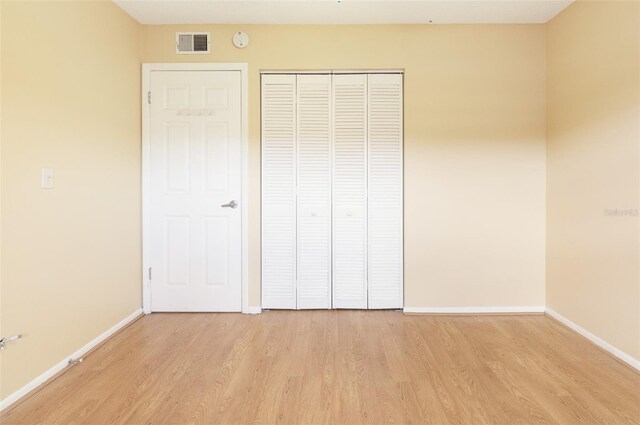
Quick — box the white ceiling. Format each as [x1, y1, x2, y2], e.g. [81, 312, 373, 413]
[114, 0, 574, 25]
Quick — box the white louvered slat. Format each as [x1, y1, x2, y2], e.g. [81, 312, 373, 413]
[262, 74, 297, 309]
[296, 74, 332, 309]
[332, 74, 368, 309]
[367, 73, 403, 309]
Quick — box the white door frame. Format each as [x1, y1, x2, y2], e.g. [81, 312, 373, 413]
[141, 63, 250, 314]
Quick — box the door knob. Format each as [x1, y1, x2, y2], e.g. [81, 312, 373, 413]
[221, 200, 238, 209]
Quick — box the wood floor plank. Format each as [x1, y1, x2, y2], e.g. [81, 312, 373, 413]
[2, 311, 638, 425]
[515, 318, 639, 424]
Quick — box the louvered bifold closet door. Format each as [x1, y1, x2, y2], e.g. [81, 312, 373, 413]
[332, 74, 368, 309]
[262, 74, 297, 309]
[296, 74, 332, 309]
[367, 73, 403, 309]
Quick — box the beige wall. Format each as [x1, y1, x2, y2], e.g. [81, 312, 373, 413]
[0, 1, 142, 399]
[546, 0, 640, 361]
[141, 24, 548, 310]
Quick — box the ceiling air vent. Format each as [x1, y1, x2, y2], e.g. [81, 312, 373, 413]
[176, 32, 211, 55]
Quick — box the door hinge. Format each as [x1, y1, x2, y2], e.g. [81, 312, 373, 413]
[147, 91, 151, 105]
[148, 267, 152, 280]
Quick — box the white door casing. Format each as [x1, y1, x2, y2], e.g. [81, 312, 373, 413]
[148, 69, 242, 312]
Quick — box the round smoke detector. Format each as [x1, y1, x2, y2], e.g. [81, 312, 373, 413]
[233, 32, 250, 49]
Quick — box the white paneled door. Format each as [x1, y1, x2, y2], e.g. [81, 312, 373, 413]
[149, 70, 242, 312]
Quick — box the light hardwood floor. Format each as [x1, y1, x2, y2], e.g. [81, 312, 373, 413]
[2, 311, 639, 425]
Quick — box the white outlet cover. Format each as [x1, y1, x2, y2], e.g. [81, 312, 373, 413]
[232, 31, 249, 49]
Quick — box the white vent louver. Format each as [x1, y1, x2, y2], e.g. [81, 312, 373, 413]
[176, 32, 210, 54]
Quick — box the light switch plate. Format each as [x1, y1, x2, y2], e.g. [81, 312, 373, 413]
[41, 168, 54, 189]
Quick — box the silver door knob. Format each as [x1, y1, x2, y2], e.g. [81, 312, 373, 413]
[221, 200, 238, 209]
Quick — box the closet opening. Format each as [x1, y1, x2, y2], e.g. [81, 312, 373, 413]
[261, 70, 404, 310]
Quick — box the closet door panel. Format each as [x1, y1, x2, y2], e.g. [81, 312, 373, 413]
[296, 74, 332, 309]
[367, 73, 403, 309]
[332, 74, 368, 309]
[262, 74, 297, 309]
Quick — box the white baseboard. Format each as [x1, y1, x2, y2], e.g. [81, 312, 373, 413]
[243, 306, 262, 314]
[0, 308, 143, 412]
[545, 308, 640, 371]
[403, 306, 545, 314]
